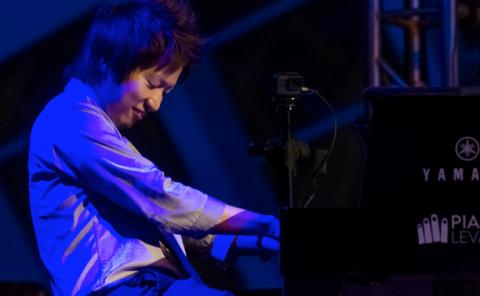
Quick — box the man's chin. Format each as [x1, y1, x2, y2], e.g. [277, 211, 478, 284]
[117, 120, 135, 130]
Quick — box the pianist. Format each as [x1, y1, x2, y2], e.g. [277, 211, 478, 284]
[28, 0, 279, 295]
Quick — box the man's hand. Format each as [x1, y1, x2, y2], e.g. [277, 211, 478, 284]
[212, 205, 280, 240]
[266, 215, 280, 241]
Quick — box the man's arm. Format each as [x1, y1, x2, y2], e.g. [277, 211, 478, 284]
[43, 98, 278, 239]
[211, 205, 280, 240]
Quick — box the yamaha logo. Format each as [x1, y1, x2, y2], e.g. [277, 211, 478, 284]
[422, 136, 480, 182]
[455, 136, 479, 162]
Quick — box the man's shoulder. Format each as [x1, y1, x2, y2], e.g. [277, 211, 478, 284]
[31, 93, 114, 152]
[34, 88, 108, 128]
[31, 94, 74, 136]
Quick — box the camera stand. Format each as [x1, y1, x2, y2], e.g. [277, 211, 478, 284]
[250, 72, 330, 209]
[278, 95, 300, 208]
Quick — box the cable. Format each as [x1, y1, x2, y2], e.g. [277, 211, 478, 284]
[296, 88, 338, 208]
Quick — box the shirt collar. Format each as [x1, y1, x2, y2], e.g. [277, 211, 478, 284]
[64, 78, 104, 109]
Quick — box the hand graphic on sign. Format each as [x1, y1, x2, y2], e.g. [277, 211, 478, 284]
[417, 214, 448, 244]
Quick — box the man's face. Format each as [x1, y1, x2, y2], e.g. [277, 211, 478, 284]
[105, 66, 182, 129]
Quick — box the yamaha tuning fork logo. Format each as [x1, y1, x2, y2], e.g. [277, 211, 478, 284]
[456, 136, 480, 162]
[417, 214, 480, 245]
[422, 136, 480, 182]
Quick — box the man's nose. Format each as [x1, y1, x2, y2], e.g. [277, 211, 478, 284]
[145, 95, 161, 113]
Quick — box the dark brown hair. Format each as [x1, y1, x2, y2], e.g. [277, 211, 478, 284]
[65, 0, 203, 85]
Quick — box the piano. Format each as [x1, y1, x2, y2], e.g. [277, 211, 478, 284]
[280, 87, 480, 295]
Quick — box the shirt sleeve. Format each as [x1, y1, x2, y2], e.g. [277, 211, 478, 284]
[34, 98, 225, 236]
[182, 234, 236, 271]
[182, 234, 235, 262]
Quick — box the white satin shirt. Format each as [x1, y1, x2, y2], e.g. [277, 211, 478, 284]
[29, 78, 229, 295]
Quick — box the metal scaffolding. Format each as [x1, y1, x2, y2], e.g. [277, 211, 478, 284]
[368, 0, 459, 87]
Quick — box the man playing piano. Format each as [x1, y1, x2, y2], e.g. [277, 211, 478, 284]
[28, 0, 279, 295]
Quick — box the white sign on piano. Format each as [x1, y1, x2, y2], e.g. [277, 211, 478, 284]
[418, 213, 480, 245]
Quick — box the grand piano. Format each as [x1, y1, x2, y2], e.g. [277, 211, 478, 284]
[280, 87, 480, 295]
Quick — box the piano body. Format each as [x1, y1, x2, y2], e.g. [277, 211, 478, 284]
[280, 87, 480, 295]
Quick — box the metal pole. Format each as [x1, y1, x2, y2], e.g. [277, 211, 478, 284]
[282, 102, 295, 208]
[368, 0, 381, 86]
[407, 0, 423, 86]
[443, 0, 458, 86]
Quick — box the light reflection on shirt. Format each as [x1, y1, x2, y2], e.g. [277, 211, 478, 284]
[29, 78, 226, 296]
